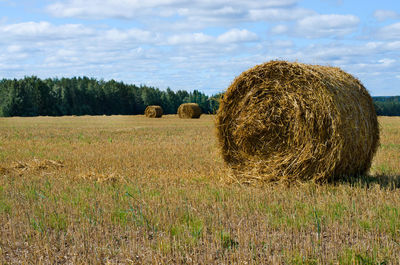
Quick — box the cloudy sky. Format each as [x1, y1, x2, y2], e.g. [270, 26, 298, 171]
[0, 0, 399, 96]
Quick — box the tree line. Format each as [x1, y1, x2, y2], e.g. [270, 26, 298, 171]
[0, 76, 220, 117]
[373, 96, 400, 116]
[0, 76, 399, 117]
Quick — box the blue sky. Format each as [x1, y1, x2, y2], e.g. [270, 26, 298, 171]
[0, 0, 399, 96]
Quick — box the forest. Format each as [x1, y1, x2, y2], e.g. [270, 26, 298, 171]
[0, 76, 219, 117]
[373, 96, 400, 116]
[0, 76, 399, 117]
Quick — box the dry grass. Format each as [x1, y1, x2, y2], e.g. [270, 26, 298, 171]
[178, 103, 202, 119]
[0, 114, 399, 264]
[216, 61, 379, 184]
[145, 106, 163, 118]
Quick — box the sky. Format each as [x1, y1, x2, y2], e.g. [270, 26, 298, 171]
[0, 0, 399, 96]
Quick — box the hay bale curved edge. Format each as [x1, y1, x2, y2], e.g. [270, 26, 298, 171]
[178, 103, 202, 119]
[215, 60, 380, 183]
[145, 105, 163, 118]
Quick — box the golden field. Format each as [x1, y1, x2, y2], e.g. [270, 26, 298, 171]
[0, 115, 399, 264]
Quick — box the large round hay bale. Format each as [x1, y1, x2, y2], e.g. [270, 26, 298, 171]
[216, 60, 379, 183]
[145, 105, 163, 118]
[178, 103, 202, 119]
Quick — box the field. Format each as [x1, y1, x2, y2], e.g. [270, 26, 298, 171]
[0, 115, 399, 264]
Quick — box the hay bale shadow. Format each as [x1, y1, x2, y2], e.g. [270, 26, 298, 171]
[333, 174, 400, 190]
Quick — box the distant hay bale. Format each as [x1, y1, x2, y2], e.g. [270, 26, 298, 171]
[145, 105, 163, 118]
[216, 60, 380, 183]
[178, 103, 202, 119]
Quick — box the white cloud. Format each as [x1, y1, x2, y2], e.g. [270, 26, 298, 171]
[167, 32, 213, 45]
[216, 29, 258, 43]
[378, 58, 396, 67]
[47, 0, 300, 19]
[0, 21, 94, 40]
[0, 3, 399, 97]
[0, 21, 158, 49]
[249, 8, 315, 21]
[46, 0, 309, 29]
[0, 21, 163, 79]
[363, 41, 400, 52]
[7, 45, 22, 53]
[374, 10, 400, 21]
[176, 6, 247, 19]
[295, 14, 360, 38]
[270, 24, 289, 34]
[102, 28, 156, 43]
[271, 40, 293, 48]
[364, 41, 383, 49]
[376, 22, 400, 40]
[385, 41, 400, 50]
[166, 29, 258, 45]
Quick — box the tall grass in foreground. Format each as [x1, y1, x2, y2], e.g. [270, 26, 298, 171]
[0, 115, 399, 264]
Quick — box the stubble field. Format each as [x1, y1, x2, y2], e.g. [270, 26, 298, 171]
[0, 115, 399, 264]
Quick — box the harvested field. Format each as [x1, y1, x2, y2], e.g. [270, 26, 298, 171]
[0, 115, 399, 264]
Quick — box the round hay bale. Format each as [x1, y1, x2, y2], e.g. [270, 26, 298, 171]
[216, 60, 379, 183]
[145, 105, 163, 118]
[178, 103, 202, 119]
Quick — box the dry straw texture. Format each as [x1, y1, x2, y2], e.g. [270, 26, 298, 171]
[178, 103, 202, 119]
[145, 105, 163, 118]
[216, 60, 380, 183]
